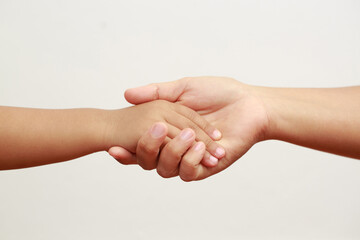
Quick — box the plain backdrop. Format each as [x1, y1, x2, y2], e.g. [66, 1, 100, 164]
[1, 0, 360, 239]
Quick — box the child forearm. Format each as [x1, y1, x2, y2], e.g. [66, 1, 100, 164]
[0, 106, 113, 170]
[0, 101, 223, 170]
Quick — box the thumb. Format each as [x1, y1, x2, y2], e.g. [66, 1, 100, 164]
[108, 146, 137, 165]
[124, 79, 187, 104]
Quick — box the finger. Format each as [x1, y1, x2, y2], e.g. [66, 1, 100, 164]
[159, 125, 219, 170]
[108, 146, 137, 165]
[179, 142, 207, 182]
[167, 113, 225, 159]
[156, 128, 196, 178]
[124, 80, 187, 104]
[165, 124, 182, 140]
[174, 103, 222, 140]
[136, 122, 168, 170]
[201, 151, 219, 168]
[188, 146, 251, 181]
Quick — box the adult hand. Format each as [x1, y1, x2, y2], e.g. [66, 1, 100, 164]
[110, 76, 270, 181]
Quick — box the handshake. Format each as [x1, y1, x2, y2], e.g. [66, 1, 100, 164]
[1, 76, 359, 181]
[105, 76, 267, 181]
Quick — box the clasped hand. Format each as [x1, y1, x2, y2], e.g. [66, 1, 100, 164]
[108, 77, 269, 181]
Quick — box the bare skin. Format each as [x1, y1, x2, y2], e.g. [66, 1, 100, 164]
[109, 76, 360, 181]
[0, 100, 224, 170]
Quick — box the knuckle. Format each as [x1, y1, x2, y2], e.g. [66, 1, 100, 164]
[182, 110, 213, 135]
[179, 172, 194, 182]
[165, 143, 184, 160]
[162, 140, 184, 160]
[181, 154, 193, 167]
[202, 137, 214, 149]
[138, 139, 158, 155]
[149, 83, 160, 100]
[202, 121, 213, 132]
[139, 163, 155, 171]
[185, 107, 208, 128]
[179, 160, 196, 182]
[136, 152, 157, 171]
[186, 108, 197, 121]
[157, 167, 176, 179]
[183, 108, 199, 124]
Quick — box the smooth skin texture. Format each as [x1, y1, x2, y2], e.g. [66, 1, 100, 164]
[0, 100, 224, 170]
[109, 122, 215, 178]
[110, 76, 360, 181]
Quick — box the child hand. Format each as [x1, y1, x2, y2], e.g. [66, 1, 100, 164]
[109, 122, 216, 178]
[106, 100, 225, 170]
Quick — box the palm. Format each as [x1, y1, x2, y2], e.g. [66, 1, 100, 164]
[175, 77, 269, 177]
[120, 76, 269, 179]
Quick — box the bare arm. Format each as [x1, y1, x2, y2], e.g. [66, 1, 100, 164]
[0, 107, 112, 170]
[0, 102, 221, 170]
[115, 77, 360, 181]
[254, 86, 360, 159]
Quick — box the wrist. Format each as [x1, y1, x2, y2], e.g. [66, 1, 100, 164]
[101, 109, 126, 150]
[243, 84, 280, 141]
[82, 109, 113, 152]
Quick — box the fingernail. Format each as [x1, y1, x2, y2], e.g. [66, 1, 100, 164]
[109, 147, 122, 155]
[212, 129, 222, 139]
[194, 142, 204, 151]
[215, 147, 225, 158]
[150, 123, 166, 138]
[180, 129, 194, 140]
[208, 156, 218, 165]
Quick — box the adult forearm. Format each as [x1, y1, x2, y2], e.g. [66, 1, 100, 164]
[0, 107, 112, 170]
[252, 86, 360, 159]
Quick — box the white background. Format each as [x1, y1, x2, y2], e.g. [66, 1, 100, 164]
[1, 0, 360, 239]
